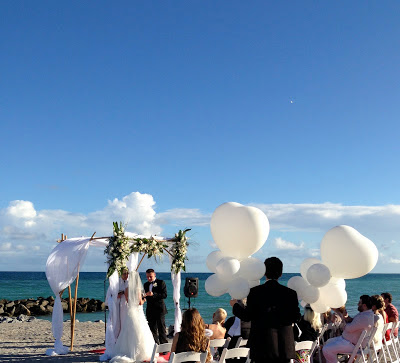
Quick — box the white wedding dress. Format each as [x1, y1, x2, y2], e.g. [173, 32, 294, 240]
[110, 271, 155, 363]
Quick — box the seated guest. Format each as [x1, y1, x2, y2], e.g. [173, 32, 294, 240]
[293, 305, 322, 363]
[294, 305, 322, 342]
[381, 292, 399, 337]
[371, 295, 386, 350]
[205, 308, 227, 339]
[171, 308, 211, 363]
[331, 305, 348, 335]
[322, 295, 375, 363]
[322, 309, 332, 325]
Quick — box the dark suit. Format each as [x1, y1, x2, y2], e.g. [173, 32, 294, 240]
[144, 278, 168, 344]
[233, 279, 301, 363]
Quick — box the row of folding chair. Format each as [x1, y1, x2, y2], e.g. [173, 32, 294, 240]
[150, 338, 250, 363]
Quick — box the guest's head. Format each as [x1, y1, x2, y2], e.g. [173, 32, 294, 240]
[264, 257, 283, 280]
[180, 308, 208, 351]
[381, 292, 393, 307]
[304, 305, 322, 331]
[121, 268, 129, 280]
[212, 308, 227, 325]
[146, 268, 156, 283]
[371, 295, 385, 314]
[358, 295, 372, 312]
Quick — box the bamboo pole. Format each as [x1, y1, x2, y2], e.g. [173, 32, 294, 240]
[68, 286, 73, 338]
[136, 253, 146, 271]
[70, 266, 80, 351]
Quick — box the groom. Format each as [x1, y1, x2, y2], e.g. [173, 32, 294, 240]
[144, 268, 168, 344]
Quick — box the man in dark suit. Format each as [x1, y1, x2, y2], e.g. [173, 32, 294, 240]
[144, 268, 168, 344]
[230, 257, 301, 363]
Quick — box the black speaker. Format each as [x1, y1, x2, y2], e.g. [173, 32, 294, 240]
[184, 277, 199, 298]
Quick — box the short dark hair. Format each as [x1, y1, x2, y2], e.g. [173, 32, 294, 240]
[146, 268, 155, 274]
[381, 292, 393, 303]
[264, 257, 283, 280]
[360, 295, 372, 309]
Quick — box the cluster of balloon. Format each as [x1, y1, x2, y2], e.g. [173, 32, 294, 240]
[205, 202, 270, 300]
[287, 225, 378, 313]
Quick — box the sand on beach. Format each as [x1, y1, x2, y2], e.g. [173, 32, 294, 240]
[0, 319, 106, 362]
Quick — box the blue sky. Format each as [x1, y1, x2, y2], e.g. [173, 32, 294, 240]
[1, 1, 399, 273]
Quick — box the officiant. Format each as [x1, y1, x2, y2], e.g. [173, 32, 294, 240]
[144, 268, 168, 344]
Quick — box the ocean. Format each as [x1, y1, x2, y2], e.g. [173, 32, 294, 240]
[1, 272, 400, 328]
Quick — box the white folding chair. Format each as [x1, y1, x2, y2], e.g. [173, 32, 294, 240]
[294, 340, 318, 363]
[391, 321, 400, 359]
[210, 338, 230, 360]
[337, 329, 368, 363]
[382, 322, 400, 363]
[150, 342, 173, 363]
[168, 351, 208, 363]
[234, 337, 248, 348]
[358, 325, 378, 363]
[219, 347, 250, 363]
[316, 324, 329, 363]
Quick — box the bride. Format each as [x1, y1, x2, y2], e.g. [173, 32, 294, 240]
[110, 270, 155, 363]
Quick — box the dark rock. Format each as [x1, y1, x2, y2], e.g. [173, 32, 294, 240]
[40, 300, 49, 307]
[15, 304, 31, 316]
[47, 296, 55, 302]
[0, 307, 3, 314]
[61, 301, 69, 311]
[7, 306, 15, 316]
[25, 302, 37, 309]
[5, 302, 15, 309]
[46, 305, 53, 313]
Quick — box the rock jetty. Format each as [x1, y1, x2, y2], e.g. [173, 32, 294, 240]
[0, 297, 106, 317]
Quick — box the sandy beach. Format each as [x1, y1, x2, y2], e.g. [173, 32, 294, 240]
[0, 319, 106, 362]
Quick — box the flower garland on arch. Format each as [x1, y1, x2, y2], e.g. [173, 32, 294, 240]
[105, 222, 190, 277]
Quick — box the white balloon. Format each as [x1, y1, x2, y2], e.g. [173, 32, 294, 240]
[330, 277, 346, 290]
[206, 250, 225, 273]
[306, 263, 331, 288]
[205, 274, 228, 297]
[300, 258, 321, 281]
[238, 257, 266, 280]
[310, 299, 330, 314]
[210, 202, 270, 259]
[321, 225, 378, 279]
[248, 279, 260, 288]
[228, 277, 250, 299]
[319, 283, 347, 308]
[302, 285, 320, 304]
[287, 276, 309, 300]
[216, 257, 241, 281]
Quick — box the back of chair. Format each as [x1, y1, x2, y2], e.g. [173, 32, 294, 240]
[168, 351, 208, 363]
[235, 337, 248, 348]
[219, 347, 250, 363]
[295, 340, 314, 351]
[210, 338, 228, 348]
[151, 342, 173, 363]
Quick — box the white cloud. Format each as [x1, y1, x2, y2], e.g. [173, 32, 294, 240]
[6, 200, 37, 219]
[389, 258, 400, 264]
[33, 246, 40, 251]
[0, 242, 11, 251]
[16, 245, 25, 250]
[156, 208, 211, 226]
[273, 237, 305, 250]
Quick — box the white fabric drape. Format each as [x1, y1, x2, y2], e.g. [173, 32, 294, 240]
[45, 237, 91, 355]
[100, 252, 139, 361]
[170, 255, 182, 335]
